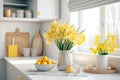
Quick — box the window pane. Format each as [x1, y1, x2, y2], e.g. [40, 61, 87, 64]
[79, 8, 100, 51]
[70, 8, 100, 51]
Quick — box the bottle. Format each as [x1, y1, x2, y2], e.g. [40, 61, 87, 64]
[8, 37, 18, 57]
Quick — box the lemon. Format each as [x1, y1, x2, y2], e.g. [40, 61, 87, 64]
[66, 66, 73, 73]
[41, 61, 47, 65]
[46, 60, 52, 64]
[36, 56, 56, 65]
[42, 56, 48, 61]
[51, 61, 56, 64]
[36, 60, 42, 64]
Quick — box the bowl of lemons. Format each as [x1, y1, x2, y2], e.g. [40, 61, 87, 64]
[34, 56, 56, 71]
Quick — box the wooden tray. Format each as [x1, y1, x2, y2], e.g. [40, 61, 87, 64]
[6, 28, 30, 57]
[32, 30, 43, 56]
[84, 68, 117, 74]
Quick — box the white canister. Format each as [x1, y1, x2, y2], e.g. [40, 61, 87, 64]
[12, 12, 16, 17]
[96, 55, 108, 70]
[16, 10, 24, 18]
[25, 10, 32, 18]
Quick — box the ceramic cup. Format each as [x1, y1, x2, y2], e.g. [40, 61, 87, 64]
[31, 48, 38, 57]
[20, 48, 30, 57]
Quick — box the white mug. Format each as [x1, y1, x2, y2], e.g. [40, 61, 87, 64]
[31, 48, 38, 57]
[20, 48, 30, 57]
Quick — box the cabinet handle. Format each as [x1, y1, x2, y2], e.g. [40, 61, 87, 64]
[9, 72, 13, 76]
[37, 11, 40, 16]
[9, 67, 15, 71]
[18, 75, 24, 80]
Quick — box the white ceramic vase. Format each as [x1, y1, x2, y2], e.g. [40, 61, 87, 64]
[57, 51, 73, 71]
[96, 55, 108, 70]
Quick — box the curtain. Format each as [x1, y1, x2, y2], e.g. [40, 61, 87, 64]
[104, 2, 120, 48]
[69, 0, 120, 12]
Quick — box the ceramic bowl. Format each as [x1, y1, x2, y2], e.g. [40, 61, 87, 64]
[34, 64, 56, 71]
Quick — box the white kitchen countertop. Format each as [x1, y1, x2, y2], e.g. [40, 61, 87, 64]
[4, 57, 120, 80]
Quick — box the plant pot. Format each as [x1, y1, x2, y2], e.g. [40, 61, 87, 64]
[57, 51, 73, 71]
[96, 55, 108, 70]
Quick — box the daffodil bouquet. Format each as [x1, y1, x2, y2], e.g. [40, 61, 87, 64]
[44, 21, 86, 50]
[90, 33, 117, 55]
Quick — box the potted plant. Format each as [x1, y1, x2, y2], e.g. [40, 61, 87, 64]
[44, 21, 86, 71]
[90, 32, 117, 70]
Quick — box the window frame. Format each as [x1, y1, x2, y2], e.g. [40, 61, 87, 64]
[70, 4, 120, 56]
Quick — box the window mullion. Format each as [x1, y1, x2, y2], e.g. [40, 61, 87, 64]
[100, 6, 105, 42]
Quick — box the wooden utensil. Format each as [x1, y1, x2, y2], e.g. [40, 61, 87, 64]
[32, 30, 43, 56]
[6, 28, 30, 57]
[84, 68, 117, 74]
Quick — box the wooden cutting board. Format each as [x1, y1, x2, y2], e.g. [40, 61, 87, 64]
[32, 30, 43, 56]
[6, 28, 30, 57]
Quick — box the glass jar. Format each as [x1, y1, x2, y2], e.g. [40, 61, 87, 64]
[25, 10, 32, 18]
[4, 9, 12, 17]
[16, 10, 24, 18]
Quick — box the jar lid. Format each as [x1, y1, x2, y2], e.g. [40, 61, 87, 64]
[25, 10, 32, 12]
[16, 10, 24, 13]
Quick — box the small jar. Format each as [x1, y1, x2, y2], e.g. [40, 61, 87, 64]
[16, 10, 24, 18]
[25, 10, 32, 18]
[12, 12, 16, 17]
[4, 9, 12, 17]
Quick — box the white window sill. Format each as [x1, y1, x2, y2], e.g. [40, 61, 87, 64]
[74, 51, 120, 61]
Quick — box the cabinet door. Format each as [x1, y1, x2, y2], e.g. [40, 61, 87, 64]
[6, 63, 15, 80]
[16, 70, 30, 80]
[0, 0, 3, 18]
[37, 0, 59, 19]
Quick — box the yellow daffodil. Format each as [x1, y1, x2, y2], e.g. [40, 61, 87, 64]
[90, 48, 97, 55]
[90, 32, 117, 55]
[44, 20, 86, 50]
[107, 32, 111, 39]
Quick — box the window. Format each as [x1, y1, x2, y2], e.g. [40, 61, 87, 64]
[70, 2, 120, 54]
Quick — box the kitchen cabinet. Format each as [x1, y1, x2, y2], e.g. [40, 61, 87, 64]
[0, 0, 59, 22]
[29, 0, 59, 19]
[6, 62, 30, 80]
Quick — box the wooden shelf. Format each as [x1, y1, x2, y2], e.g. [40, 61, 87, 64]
[4, 3, 28, 7]
[0, 17, 55, 22]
